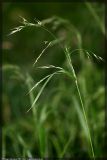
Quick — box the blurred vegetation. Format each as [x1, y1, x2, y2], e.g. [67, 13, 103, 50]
[2, 2, 105, 158]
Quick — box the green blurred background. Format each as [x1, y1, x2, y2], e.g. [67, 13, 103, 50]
[2, 2, 105, 158]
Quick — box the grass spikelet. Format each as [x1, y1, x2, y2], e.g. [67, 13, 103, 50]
[68, 48, 104, 62]
[8, 26, 25, 36]
[37, 65, 63, 70]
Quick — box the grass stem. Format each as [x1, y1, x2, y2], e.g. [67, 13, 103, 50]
[65, 47, 95, 159]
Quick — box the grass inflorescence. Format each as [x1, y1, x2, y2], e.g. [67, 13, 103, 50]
[3, 12, 105, 158]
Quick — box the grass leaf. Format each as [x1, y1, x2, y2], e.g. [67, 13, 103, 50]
[26, 71, 61, 113]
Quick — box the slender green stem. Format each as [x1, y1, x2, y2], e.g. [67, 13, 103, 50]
[65, 48, 95, 159]
[75, 80, 95, 159]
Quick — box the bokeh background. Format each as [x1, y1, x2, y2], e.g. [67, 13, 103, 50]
[2, 2, 105, 158]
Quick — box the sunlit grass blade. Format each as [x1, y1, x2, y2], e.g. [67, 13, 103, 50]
[26, 73, 53, 95]
[26, 71, 61, 113]
[33, 42, 51, 66]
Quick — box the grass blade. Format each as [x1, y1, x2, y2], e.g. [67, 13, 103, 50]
[33, 42, 51, 66]
[26, 71, 61, 113]
[27, 73, 53, 95]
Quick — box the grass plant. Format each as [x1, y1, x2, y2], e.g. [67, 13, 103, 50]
[3, 8, 105, 158]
